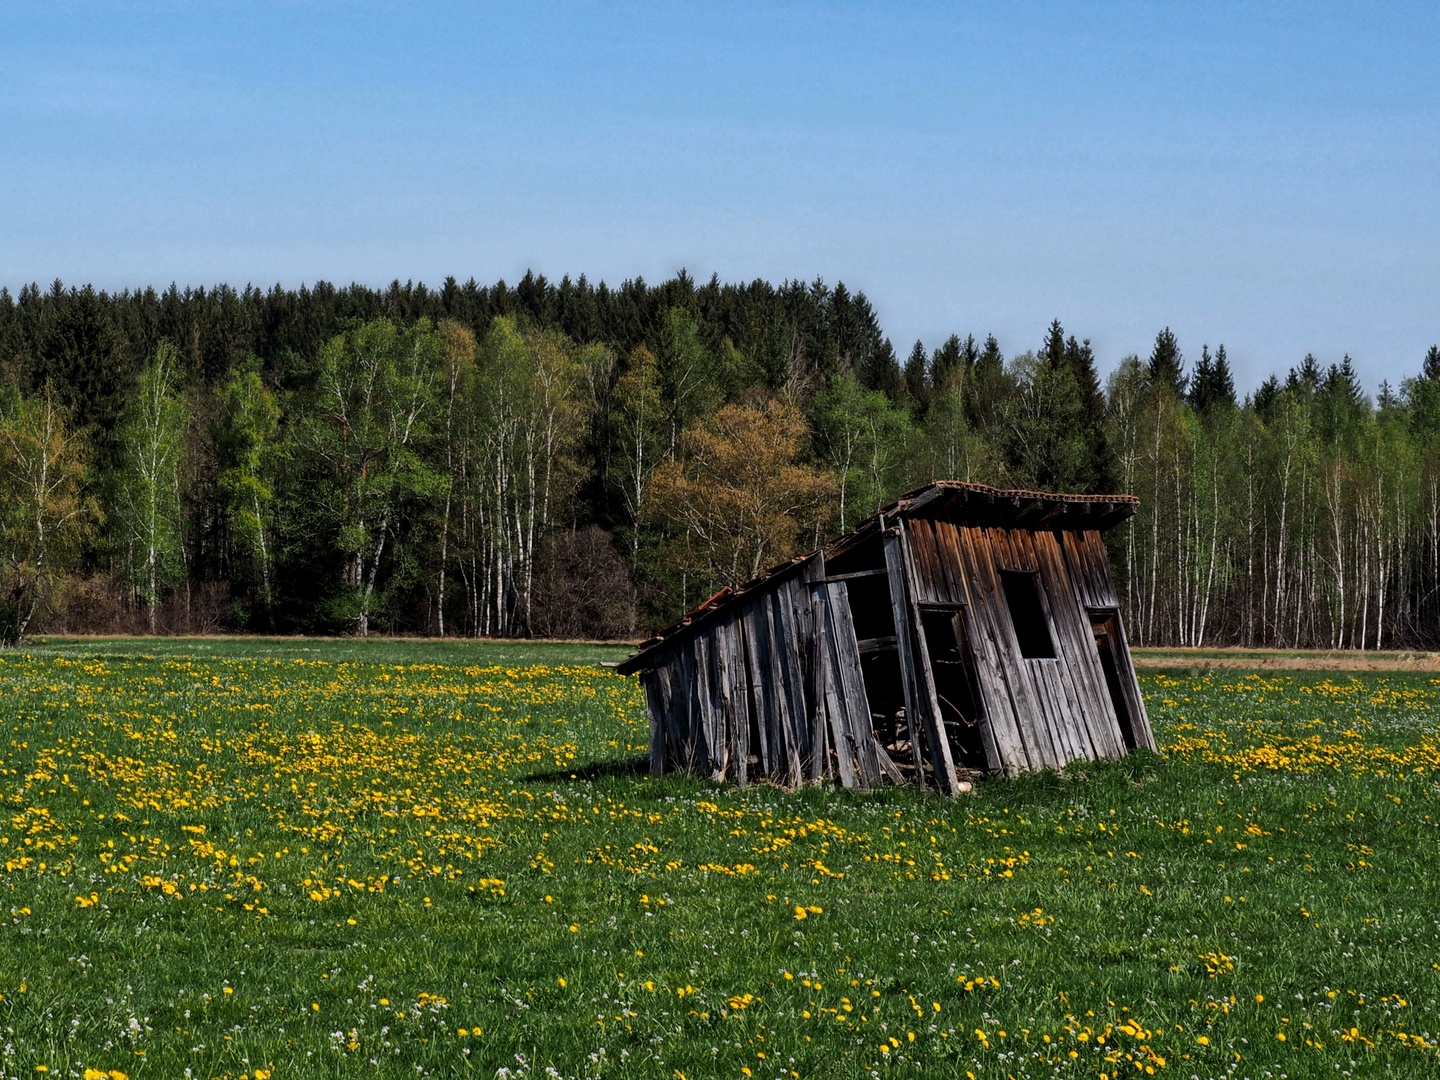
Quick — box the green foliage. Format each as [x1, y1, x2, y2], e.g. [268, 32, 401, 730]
[215, 357, 281, 625]
[292, 319, 442, 634]
[3, 275, 1440, 647]
[114, 343, 190, 628]
[811, 373, 915, 532]
[0, 385, 97, 642]
[999, 351, 1098, 492]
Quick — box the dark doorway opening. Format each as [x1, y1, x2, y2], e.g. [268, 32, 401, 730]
[1089, 608, 1137, 750]
[919, 607, 989, 770]
[999, 570, 1056, 659]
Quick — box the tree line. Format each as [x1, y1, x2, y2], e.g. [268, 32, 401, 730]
[1, 273, 1437, 649]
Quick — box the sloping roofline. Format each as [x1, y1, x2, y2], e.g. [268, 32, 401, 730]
[615, 481, 1137, 674]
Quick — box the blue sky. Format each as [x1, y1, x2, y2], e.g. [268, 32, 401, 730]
[3, 2, 1437, 392]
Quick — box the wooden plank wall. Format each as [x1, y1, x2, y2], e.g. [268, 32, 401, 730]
[642, 563, 911, 790]
[641, 519, 1152, 787]
[1060, 530, 1156, 752]
[906, 519, 1135, 773]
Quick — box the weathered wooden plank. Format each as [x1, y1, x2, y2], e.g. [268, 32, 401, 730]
[905, 518, 945, 603]
[727, 613, 752, 787]
[739, 598, 774, 778]
[1061, 529, 1119, 608]
[873, 739, 906, 784]
[679, 639, 703, 773]
[881, 529, 928, 784]
[816, 590, 860, 789]
[703, 625, 734, 780]
[778, 577, 817, 779]
[1102, 608, 1157, 752]
[801, 558, 830, 781]
[928, 519, 968, 606]
[827, 580, 883, 787]
[976, 527, 1058, 770]
[947, 606, 1003, 772]
[766, 589, 804, 786]
[1030, 530, 1125, 761]
[640, 669, 666, 777]
[818, 568, 888, 583]
[759, 592, 798, 786]
[1075, 530, 1153, 750]
[947, 524, 1030, 774]
[931, 521, 1004, 772]
[1015, 528, 1097, 762]
[1058, 530, 1154, 753]
[655, 645, 688, 773]
[888, 524, 962, 794]
[720, 622, 741, 778]
[1026, 658, 1065, 762]
[691, 631, 716, 776]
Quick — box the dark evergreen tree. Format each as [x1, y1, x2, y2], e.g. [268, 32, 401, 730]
[1287, 353, 1321, 394]
[1424, 344, 1440, 381]
[964, 334, 1008, 433]
[1251, 374, 1281, 420]
[1147, 327, 1186, 396]
[1189, 344, 1237, 412]
[903, 339, 930, 415]
[930, 333, 971, 391]
[858, 335, 904, 403]
[1041, 319, 1066, 370]
[1063, 334, 1104, 422]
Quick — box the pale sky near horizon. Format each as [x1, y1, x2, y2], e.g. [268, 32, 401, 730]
[3, 2, 1437, 394]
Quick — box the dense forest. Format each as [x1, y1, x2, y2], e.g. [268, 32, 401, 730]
[1, 273, 1438, 649]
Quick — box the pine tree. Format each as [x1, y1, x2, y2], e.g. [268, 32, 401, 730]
[930, 334, 969, 391]
[1147, 327, 1186, 395]
[1189, 344, 1237, 413]
[1041, 319, 1066, 370]
[904, 339, 930, 416]
[1063, 334, 1105, 423]
[1287, 353, 1321, 393]
[1424, 344, 1440, 381]
[857, 336, 904, 403]
[965, 335, 1007, 432]
[1213, 345, 1236, 406]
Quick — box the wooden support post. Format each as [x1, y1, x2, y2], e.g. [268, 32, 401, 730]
[882, 525, 930, 788]
[885, 522, 962, 795]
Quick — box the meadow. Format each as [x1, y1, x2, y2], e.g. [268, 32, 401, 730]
[1, 638, 1438, 1080]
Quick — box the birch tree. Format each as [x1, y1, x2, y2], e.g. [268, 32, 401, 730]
[115, 343, 190, 632]
[298, 319, 440, 636]
[215, 358, 281, 628]
[0, 385, 97, 643]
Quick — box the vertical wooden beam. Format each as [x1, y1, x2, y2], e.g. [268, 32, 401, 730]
[882, 526, 926, 785]
[802, 555, 830, 781]
[897, 520, 962, 795]
[815, 586, 861, 788]
[728, 613, 752, 787]
[641, 668, 666, 777]
[827, 580, 883, 786]
[884, 523, 961, 794]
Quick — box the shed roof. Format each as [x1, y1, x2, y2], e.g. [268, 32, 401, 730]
[615, 481, 1137, 674]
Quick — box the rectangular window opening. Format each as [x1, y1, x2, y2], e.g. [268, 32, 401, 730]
[999, 570, 1056, 659]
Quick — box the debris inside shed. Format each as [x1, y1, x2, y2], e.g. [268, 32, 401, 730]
[615, 481, 1154, 792]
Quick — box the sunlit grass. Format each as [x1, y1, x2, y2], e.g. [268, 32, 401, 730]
[1, 642, 1438, 1078]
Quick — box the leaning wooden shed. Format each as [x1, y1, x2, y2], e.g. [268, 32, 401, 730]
[615, 481, 1155, 793]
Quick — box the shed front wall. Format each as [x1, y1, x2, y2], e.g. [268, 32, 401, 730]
[904, 519, 1150, 773]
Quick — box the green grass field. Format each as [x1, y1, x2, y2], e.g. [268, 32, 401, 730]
[2, 638, 1438, 1079]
